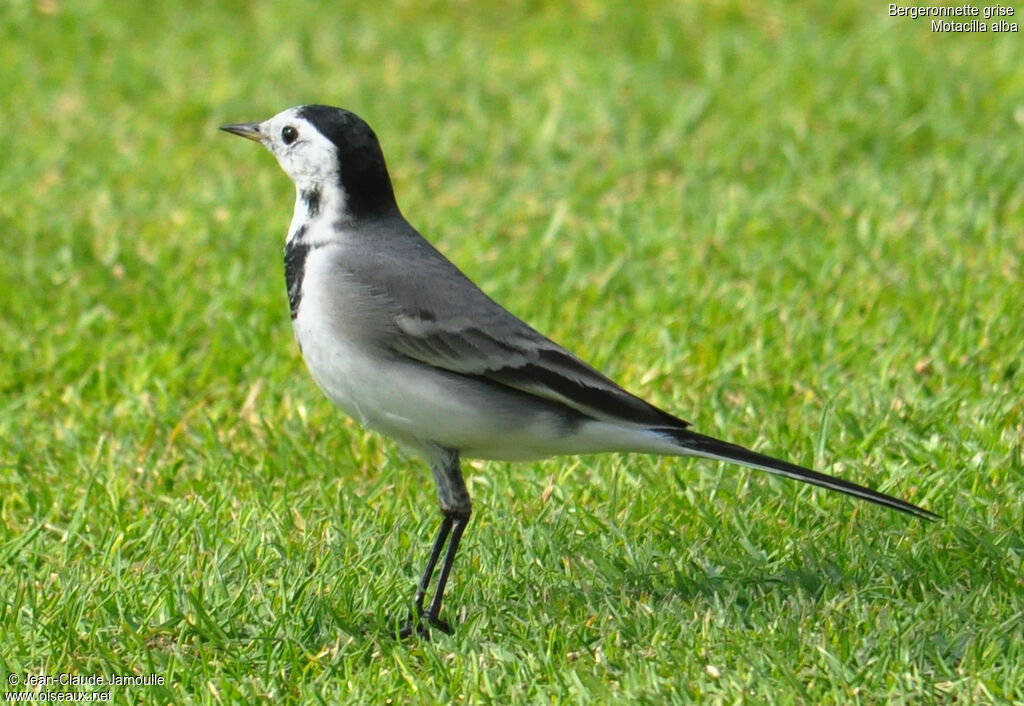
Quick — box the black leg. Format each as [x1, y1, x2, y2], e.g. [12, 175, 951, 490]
[398, 511, 470, 639]
[423, 512, 469, 627]
[399, 448, 472, 640]
[414, 516, 453, 614]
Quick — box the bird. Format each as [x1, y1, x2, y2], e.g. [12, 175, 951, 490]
[220, 105, 937, 638]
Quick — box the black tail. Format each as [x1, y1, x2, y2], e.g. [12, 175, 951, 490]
[663, 428, 939, 520]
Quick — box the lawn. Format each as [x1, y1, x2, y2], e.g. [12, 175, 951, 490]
[1, 1, 1022, 703]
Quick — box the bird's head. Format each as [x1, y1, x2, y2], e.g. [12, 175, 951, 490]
[221, 105, 397, 220]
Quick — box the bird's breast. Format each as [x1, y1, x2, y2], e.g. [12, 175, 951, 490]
[287, 244, 383, 429]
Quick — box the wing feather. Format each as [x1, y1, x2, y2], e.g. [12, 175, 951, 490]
[390, 314, 689, 429]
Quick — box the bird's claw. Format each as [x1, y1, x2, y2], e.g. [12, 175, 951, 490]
[398, 611, 452, 640]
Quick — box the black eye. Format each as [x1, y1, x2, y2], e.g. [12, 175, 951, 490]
[282, 126, 298, 144]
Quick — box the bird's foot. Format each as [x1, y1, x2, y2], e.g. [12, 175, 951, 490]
[397, 611, 452, 640]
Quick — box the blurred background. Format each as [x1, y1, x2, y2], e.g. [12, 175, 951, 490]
[1, 1, 1022, 702]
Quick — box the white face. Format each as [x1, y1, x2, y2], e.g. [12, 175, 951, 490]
[254, 107, 338, 188]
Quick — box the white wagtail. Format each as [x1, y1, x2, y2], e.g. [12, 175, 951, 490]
[221, 105, 937, 638]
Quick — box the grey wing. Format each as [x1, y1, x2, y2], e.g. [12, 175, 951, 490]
[347, 222, 689, 429]
[393, 312, 689, 428]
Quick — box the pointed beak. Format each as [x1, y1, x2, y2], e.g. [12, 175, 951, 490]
[219, 122, 263, 142]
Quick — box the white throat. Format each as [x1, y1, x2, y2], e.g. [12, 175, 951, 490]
[287, 180, 349, 245]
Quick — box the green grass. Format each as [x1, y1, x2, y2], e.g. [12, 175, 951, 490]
[2, 1, 1022, 703]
